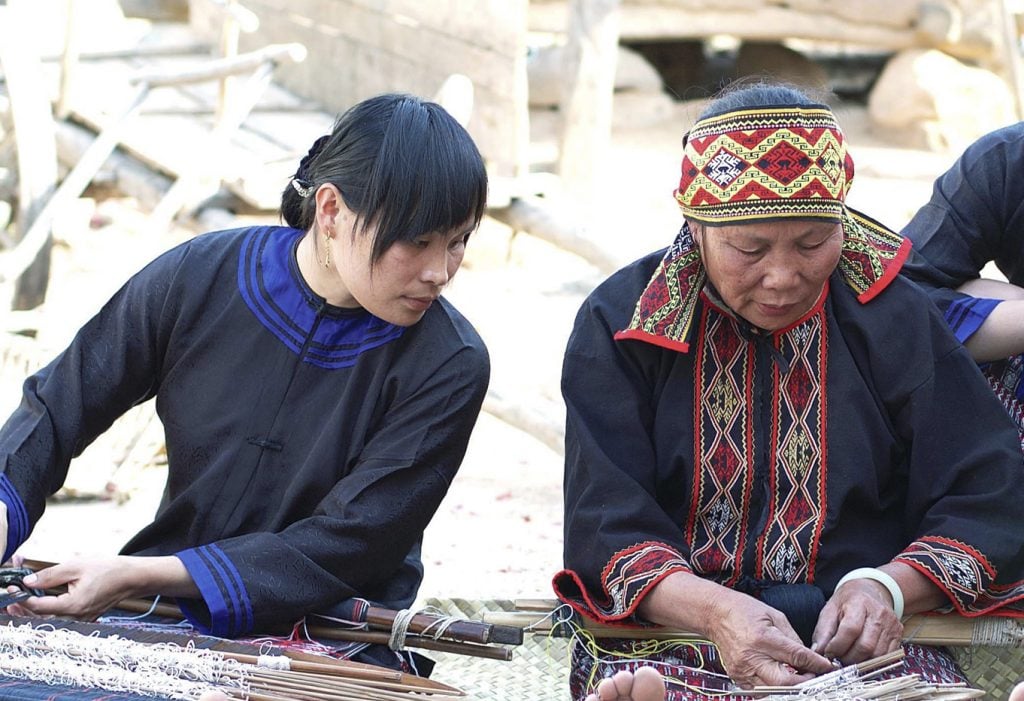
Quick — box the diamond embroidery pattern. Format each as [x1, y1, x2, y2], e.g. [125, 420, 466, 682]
[940, 552, 980, 589]
[782, 426, 813, 477]
[708, 380, 739, 428]
[816, 141, 843, 184]
[771, 543, 800, 582]
[703, 149, 747, 186]
[757, 141, 810, 184]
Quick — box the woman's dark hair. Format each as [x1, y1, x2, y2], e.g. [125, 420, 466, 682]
[698, 80, 825, 121]
[280, 93, 488, 262]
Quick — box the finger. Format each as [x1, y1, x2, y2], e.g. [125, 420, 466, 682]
[811, 601, 840, 654]
[21, 562, 76, 591]
[769, 634, 835, 676]
[10, 554, 23, 568]
[842, 613, 896, 663]
[821, 606, 868, 661]
[4, 601, 33, 617]
[15, 592, 80, 618]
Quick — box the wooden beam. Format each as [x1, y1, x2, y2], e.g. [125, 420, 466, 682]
[557, 0, 621, 199]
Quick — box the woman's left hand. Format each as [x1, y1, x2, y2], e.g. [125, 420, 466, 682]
[811, 578, 902, 663]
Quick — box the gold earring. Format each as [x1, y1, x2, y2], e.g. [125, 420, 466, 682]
[321, 230, 332, 268]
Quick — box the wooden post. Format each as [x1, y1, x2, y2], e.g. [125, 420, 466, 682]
[56, 0, 79, 120]
[206, 0, 260, 127]
[557, 0, 621, 202]
[0, 1, 58, 311]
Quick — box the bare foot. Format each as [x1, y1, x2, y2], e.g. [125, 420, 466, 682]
[585, 667, 666, 701]
[1009, 682, 1024, 701]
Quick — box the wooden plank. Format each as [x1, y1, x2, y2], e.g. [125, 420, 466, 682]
[529, 2, 921, 47]
[59, 38, 328, 210]
[191, 0, 530, 177]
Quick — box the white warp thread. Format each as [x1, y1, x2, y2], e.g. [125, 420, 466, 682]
[0, 622, 248, 699]
[971, 617, 1024, 647]
[256, 654, 291, 670]
[388, 608, 416, 650]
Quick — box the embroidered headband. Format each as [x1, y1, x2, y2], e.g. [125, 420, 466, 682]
[675, 104, 855, 224]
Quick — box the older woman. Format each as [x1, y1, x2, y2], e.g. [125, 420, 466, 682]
[554, 83, 1024, 700]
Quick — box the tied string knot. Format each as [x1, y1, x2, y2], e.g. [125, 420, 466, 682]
[385, 607, 461, 652]
[291, 133, 330, 198]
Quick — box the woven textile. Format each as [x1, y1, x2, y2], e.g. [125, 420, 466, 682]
[675, 105, 853, 224]
[422, 598, 571, 700]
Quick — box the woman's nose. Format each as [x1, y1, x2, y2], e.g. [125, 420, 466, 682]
[761, 257, 800, 290]
[421, 249, 450, 286]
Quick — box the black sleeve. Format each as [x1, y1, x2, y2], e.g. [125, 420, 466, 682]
[0, 248, 185, 559]
[554, 289, 691, 624]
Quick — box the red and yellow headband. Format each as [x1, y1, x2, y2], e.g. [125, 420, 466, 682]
[675, 104, 855, 224]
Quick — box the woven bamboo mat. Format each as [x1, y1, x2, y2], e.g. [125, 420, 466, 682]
[956, 647, 1024, 699]
[421, 598, 570, 701]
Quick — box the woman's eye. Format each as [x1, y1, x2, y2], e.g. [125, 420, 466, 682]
[734, 247, 763, 257]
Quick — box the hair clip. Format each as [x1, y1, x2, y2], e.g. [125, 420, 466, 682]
[291, 178, 315, 198]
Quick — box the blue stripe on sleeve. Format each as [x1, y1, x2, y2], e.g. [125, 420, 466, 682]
[943, 297, 1001, 343]
[0, 474, 30, 563]
[176, 546, 233, 635]
[175, 545, 254, 637]
[205, 544, 254, 633]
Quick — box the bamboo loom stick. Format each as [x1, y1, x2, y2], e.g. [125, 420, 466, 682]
[489, 604, 1024, 648]
[218, 666, 464, 701]
[0, 614, 463, 696]
[115, 595, 515, 661]
[302, 625, 514, 661]
[364, 604, 523, 645]
[0, 617, 467, 700]
[20, 558, 517, 660]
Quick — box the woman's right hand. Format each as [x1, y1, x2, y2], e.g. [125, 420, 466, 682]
[704, 592, 835, 688]
[639, 572, 834, 689]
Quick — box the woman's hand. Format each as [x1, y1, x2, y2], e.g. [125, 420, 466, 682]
[705, 592, 836, 688]
[639, 572, 834, 689]
[811, 578, 903, 663]
[5, 555, 196, 621]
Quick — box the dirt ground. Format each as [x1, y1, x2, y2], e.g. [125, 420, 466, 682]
[4, 99, 965, 611]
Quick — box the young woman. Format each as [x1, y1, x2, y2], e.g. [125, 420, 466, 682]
[0, 92, 490, 673]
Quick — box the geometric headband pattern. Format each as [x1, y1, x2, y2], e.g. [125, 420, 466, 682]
[675, 104, 855, 224]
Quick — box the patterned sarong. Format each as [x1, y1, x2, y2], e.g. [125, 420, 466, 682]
[569, 638, 967, 701]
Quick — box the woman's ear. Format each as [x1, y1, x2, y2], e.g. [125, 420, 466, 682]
[689, 220, 702, 249]
[314, 184, 344, 230]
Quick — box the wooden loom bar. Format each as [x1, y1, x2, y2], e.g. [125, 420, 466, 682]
[21, 558, 516, 661]
[302, 624, 514, 661]
[363, 604, 523, 645]
[487, 605, 1024, 648]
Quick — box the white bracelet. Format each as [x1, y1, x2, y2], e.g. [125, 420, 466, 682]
[834, 567, 904, 620]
